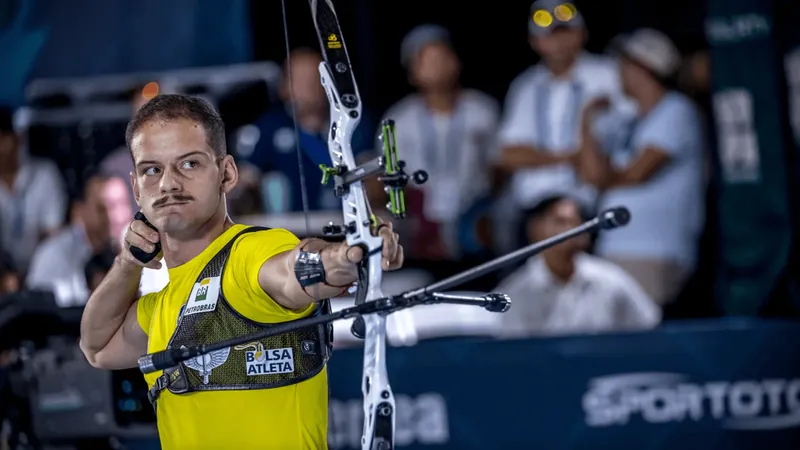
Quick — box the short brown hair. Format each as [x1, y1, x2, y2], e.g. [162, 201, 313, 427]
[125, 94, 227, 158]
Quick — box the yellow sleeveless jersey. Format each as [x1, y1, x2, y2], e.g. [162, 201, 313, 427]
[137, 224, 328, 450]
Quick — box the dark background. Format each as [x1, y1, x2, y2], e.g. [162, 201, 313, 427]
[250, 0, 709, 116]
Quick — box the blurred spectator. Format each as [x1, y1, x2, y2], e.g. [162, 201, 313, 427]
[102, 175, 136, 252]
[84, 249, 116, 293]
[678, 50, 711, 106]
[25, 171, 112, 306]
[494, 0, 632, 214]
[234, 48, 375, 214]
[99, 84, 150, 210]
[0, 106, 68, 276]
[579, 29, 705, 306]
[0, 250, 20, 296]
[491, 196, 660, 337]
[379, 24, 500, 260]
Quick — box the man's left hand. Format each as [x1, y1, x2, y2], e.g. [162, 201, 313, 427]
[342, 218, 404, 271]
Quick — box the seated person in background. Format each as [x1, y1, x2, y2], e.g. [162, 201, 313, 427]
[26, 171, 112, 307]
[492, 195, 660, 337]
[579, 29, 705, 306]
[0, 250, 20, 296]
[102, 175, 136, 252]
[84, 249, 116, 294]
[233, 47, 375, 215]
[0, 106, 68, 276]
[381, 24, 500, 260]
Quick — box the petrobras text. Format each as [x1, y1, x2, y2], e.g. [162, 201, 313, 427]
[582, 372, 800, 430]
[328, 393, 450, 448]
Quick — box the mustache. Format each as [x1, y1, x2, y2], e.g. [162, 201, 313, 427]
[153, 195, 194, 208]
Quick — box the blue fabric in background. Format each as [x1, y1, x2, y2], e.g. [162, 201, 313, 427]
[0, 0, 252, 106]
[244, 102, 376, 213]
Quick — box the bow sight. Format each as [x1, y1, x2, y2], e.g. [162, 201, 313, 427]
[319, 119, 428, 238]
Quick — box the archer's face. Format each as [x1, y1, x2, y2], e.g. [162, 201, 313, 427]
[129, 118, 234, 234]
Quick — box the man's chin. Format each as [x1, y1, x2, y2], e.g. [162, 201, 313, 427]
[156, 214, 192, 234]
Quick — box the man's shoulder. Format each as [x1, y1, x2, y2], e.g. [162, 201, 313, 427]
[384, 94, 424, 121]
[461, 89, 500, 113]
[507, 66, 543, 94]
[230, 226, 299, 251]
[25, 156, 61, 179]
[577, 52, 619, 72]
[28, 228, 76, 268]
[661, 92, 701, 117]
[496, 257, 540, 291]
[643, 92, 703, 133]
[575, 53, 621, 89]
[577, 253, 638, 287]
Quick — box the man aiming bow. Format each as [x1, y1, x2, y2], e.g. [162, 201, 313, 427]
[79, 94, 405, 450]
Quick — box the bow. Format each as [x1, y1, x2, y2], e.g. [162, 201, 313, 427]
[284, 1, 428, 448]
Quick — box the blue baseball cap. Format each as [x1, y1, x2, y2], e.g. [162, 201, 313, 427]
[400, 24, 453, 68]
[529, 0, 585, 36]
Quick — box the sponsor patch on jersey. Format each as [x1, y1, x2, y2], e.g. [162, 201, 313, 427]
[184, 276, 221, 316]
[237, 343, 295, 376]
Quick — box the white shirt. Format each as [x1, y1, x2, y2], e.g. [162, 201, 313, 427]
[26, 224, 92, 307]
[594, 91, 706, 269]
[0, 155, 68, 273]
[491, 253, 660, 337]
[140, 260, 169, 296]
[381, 89, 500, 223]
[110, 224, 170, 297]
[497, 52, 635, 209]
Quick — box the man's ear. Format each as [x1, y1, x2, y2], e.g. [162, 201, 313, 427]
[220, 154, 239, 194]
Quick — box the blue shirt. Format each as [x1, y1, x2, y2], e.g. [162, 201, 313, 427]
[244, 103, 376, 212]
[594, 91, 706, 269]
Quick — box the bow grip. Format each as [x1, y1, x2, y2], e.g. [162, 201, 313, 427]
[129, 210, 162, 264]
[349, 233, 387, 337]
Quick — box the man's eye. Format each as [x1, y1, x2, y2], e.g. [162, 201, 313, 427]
[144, 167, 159, 175]
[182, 160, 198, 169]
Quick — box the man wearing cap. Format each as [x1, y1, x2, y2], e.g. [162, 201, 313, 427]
[495, 0, 632, 221]
[578, 28, 706, 306]
[381, 24, 500, 260]
[0, 107, 68, 276]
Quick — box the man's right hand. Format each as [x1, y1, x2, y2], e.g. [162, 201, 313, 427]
[121, 220, 162, 270]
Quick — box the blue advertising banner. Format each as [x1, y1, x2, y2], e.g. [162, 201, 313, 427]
[327, 319, 800, 449]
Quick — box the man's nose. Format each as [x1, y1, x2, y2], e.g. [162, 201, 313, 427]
[159, 166, 183, 193]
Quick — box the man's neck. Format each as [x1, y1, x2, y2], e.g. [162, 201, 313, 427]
[635, 86, 667, 117]
[423, 88, 460, 114]
[547, 56, 579, 79]
[543, 253, 575, 284]
[161, 214, 234, 268]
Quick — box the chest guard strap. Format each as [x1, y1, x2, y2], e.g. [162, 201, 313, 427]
[147, 226, 333, 406]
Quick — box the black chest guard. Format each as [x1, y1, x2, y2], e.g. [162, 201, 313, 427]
[147, 227, 332, 405]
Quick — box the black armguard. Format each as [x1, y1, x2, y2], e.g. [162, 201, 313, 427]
[294, 250, 326, 287]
